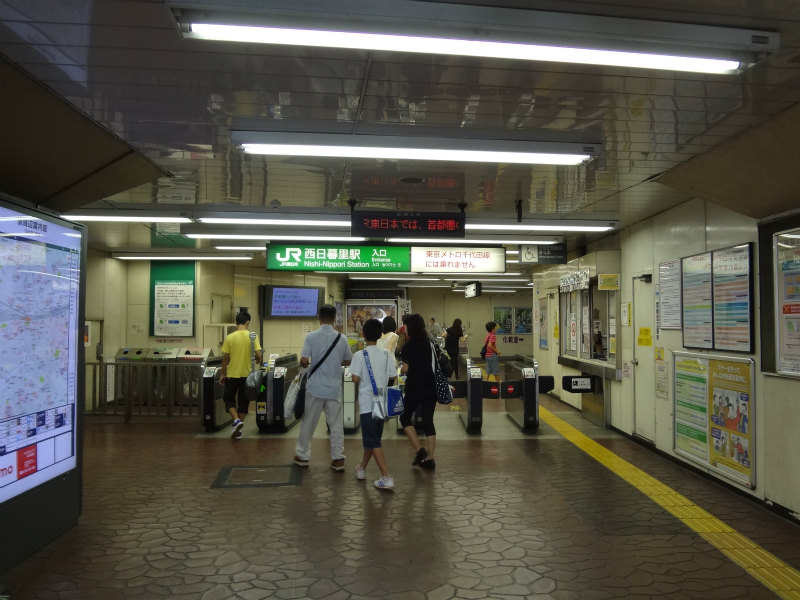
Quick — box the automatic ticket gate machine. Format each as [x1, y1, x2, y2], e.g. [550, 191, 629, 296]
[454, 360, 484, 434]
[201, 356, 228, 432]
[342, 366, 360, 433]
[256, 353, 301, 433]
[503, 360, 555, 433]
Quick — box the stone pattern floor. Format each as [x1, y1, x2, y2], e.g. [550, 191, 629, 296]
[2, 396, 800, 599]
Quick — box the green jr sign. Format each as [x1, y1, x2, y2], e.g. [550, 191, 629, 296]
[267, 244, 411, 272]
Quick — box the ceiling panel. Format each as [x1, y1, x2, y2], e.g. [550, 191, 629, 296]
[1, 0, 800, 268]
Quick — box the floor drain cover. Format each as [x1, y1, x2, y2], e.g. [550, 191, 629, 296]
[211, 465, 301, 489]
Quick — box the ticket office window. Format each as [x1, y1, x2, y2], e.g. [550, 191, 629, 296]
[561, 290, 579, 357]
[561, 284, 616, 363]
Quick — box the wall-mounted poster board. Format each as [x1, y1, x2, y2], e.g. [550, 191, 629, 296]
[345, 301, 397, 337]
[658, 260, 682, 329]
[681, 252, 713, 349]
[149, 262, 195, 337]
[712, 244, 753, 353]
[539, 299, 548, 349]
[774, 228, 800, 376]
[673, 351, 755, 489]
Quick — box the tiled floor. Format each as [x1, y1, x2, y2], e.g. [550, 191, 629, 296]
[3, 396, 800, 599]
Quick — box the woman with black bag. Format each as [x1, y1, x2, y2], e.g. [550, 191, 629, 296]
[399, 313, 438, 470]
[442, 318, 464, 379]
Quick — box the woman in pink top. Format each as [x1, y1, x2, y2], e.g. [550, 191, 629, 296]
[484, 321, 501, 383]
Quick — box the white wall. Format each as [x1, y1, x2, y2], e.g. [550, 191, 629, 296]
[531, 197, 800, 516]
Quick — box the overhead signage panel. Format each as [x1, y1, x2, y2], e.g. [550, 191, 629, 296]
[351, 170, 465, 199]
[411, 247, 506, 273]
[351, 210, 465, 238]
[519, 243, 567, 264]
[267, 244, 410, 272]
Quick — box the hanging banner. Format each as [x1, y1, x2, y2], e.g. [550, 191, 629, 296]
[673, 351, 755, 489]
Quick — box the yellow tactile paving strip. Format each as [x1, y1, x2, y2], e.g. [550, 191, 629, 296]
[540, 406, 800, 600]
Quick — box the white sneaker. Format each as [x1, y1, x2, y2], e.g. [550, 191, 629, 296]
[231, 419, 243, 438]
[374, 475, 394, 490]
[355, 465, 366, 480]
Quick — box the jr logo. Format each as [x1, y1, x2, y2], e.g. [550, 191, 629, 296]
[276, 247, 302, 262]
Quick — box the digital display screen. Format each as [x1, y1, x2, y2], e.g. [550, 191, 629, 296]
[0, 202, 83, 503]
[269, 287, 322, 317]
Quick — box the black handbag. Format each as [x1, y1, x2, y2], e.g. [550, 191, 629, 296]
[430, 342, 453, 404]
[480, 344, 487, 359]
[434, 344, 454, 377]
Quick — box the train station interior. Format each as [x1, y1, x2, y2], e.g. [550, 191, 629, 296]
[2, 1, 800, 598]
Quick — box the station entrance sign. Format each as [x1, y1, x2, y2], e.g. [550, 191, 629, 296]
[267, 244, 410, 272]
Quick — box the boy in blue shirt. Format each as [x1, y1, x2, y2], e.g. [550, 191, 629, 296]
[349, 318, 397, 490]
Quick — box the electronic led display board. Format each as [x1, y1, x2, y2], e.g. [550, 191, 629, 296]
[0, 201, 83, 504]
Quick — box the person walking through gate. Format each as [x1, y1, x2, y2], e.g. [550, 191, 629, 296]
[219, 310, 262, 439]
[349, 318, 397, 490]
[293, 304, 353, 470]
[443, 318, 465, 379]
[399, 313, 438, 470]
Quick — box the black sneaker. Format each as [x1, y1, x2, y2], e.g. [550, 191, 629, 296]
[412, 447, 428, 466]
[420, 458, 436, 470]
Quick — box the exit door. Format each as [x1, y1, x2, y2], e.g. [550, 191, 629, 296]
[632, 277, 655, 442]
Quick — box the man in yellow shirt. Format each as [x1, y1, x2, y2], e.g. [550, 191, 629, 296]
[220, 310, 262, 439]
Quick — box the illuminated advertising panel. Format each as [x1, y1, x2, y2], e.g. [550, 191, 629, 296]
[0, 202, 83, 503]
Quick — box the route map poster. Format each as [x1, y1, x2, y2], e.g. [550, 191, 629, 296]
[0, 203, 83, 503]
[673, 351, 755, 489]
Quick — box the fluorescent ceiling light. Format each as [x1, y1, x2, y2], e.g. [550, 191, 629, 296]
[232, 132, 596, 166]
[112, 253, 252, 261]
[349, 276, 435, 281]
[467, 221, 615, 232]
[188, 23, 744, 74]
[63, 215, 192, 223]
[199, 217, 350, 227]
[444, 277, 530, 282]
[387, 237, 557, 245]
[186, 233, 365, 242]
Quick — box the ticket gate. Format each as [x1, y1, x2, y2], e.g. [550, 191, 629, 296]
[256, 353, 301, 433]
[342, 366, 360, 433]
[455, 361, 485, 434]
[503, 360, 554, 433]
[201, 356, 229, 432]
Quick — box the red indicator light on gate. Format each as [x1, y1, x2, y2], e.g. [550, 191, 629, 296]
[507, 385, 515, 394]
[490, 385, 499, 395]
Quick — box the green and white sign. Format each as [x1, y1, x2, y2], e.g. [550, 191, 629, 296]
[267, 244, 410, 272]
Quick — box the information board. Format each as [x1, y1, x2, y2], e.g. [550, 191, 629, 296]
[712, 244, 753, 352]
[658, 260, 682, 329]
[774, 229, 800, 376]
[681, 252, 713, 349]
[0, 201, 84, 503]
[673, 351, 755, 489]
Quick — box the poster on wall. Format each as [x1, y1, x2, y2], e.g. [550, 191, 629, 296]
[712, 244, 753, 353]
[334, 301, 343, 332]
[538, 300, 548, 349]
[150, 262, 195, 337]
[673, 351, 755, 489]
[493, 306, 512, 333]
[681, 252, 713, 349]
[774, 233, 800, 375]
[659, 260, 682, 329]
[514, 307, 533, 334]
[345, 301, 397, 337]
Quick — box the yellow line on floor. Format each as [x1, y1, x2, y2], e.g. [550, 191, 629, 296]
[540, 406, 800, 600]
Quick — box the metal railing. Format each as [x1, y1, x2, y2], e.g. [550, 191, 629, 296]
[83, 361, 204, 421]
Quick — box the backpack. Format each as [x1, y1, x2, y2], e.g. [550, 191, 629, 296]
[480, 344, 487, 359]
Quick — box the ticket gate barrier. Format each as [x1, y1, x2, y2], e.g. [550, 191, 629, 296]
[256, 353, 301, 433]
[201, 357, 229, 432]
[503, 361, 554, 433]
[342, 366, 360, 433]
[454, 362, 485, 434]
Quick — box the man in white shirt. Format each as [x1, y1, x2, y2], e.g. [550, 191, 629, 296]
[293, 304, 353, 471]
